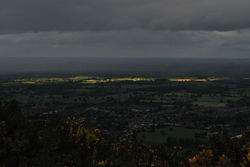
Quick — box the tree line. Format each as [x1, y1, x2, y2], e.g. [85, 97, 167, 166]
[0, 100, 249, 167]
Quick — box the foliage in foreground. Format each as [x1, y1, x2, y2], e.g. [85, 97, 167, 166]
[0, 100, 249, 167]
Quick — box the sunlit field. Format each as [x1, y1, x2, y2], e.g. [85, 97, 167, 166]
[83, 78, 155, 84]
[168, 77, 227, 82]
[13, 76, 229, 85]
[13, 76, 155, 84]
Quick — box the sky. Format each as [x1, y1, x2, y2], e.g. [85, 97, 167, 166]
[0, 0, 250, 58]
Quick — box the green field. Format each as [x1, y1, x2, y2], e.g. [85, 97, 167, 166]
[193, 102, 227, 107]
[197, 95, 240, 102]
[139, 126, 207, 144]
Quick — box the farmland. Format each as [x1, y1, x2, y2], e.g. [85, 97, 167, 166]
[0, 74, 249, 144]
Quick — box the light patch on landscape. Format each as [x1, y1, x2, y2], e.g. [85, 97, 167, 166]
[14, 76, 97, 84]
[13, 76, 155, 84]
[83, 78, 155, 84]
[168, 77, 227, 82]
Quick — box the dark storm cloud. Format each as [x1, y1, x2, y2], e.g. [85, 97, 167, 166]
[1, 0, 250, 33]
[1, 0, 250, 60]
[1, 30, 249, 58]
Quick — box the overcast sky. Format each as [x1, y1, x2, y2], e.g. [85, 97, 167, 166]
[1, 0, 250, 58]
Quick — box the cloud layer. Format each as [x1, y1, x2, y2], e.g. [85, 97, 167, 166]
[1, 30, 249, 58]
[0, 0, 250, 59]
[1, 0, 250, 33]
